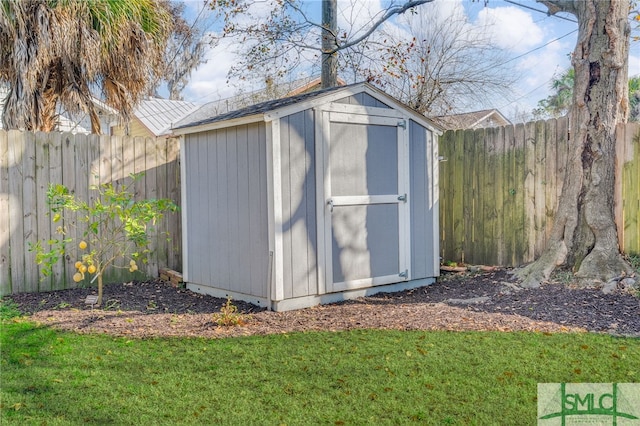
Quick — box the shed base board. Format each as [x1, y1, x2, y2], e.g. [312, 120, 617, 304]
[187, 278, 436, 312]
[185, 284, 270, 309]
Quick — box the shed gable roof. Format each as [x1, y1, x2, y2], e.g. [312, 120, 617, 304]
[172, 82, 441, 134]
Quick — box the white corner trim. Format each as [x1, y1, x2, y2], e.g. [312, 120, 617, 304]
[269, 119, 284, 301]
[179, 137, 189, 282]
[314, 107, 327, 296]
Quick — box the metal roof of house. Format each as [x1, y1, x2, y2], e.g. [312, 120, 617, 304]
[135, 97, 200, 136]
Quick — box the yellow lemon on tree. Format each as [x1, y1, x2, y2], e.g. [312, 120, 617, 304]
[73, 272, 83, 283]
[75, 261, 83, 270]
[130, 259, 136, 266]
[79, 264, 87, 273]
[88, 265, 97, 274]
[78, 240, 87, 250]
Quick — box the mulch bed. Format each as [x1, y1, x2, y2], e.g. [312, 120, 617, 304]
[6, 268, 640, 339]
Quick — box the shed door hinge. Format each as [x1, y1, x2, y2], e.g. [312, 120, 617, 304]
[399, 269, 408, 279]
[397, 194, 407, 202]
[397, 120, 406, 129]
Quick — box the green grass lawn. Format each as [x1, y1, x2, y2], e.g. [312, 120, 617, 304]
[1, 304, 638, 425]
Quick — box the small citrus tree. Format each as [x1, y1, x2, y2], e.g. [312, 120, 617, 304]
[32, 174, 178, 306]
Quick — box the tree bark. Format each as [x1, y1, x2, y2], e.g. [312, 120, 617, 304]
[321, 0, 338, 89]
[97, 274, 103, 307]
[518, 0, 632, 287]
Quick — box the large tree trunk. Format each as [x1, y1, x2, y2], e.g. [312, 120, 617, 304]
[321, 0, 338, 89]
[518, 0, 632, 287]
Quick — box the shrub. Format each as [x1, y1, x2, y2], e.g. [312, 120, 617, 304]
[31, 174, 178, 306]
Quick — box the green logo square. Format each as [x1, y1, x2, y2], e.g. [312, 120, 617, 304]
[538, 383, 640, 425]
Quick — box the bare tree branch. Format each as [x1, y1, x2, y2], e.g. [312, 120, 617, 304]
[340, 2, 519, 115]
[210, 0, 436, 88]
[328, 0, 434, 54]
[537, 0, 577, 16]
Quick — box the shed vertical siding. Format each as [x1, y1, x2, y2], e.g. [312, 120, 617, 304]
[184, 131, 209, 286]
[279, 110, 317, 299]
[214, 129, 230, 288]
[409, 120, 439, 279]
[184, 123, 269, 297]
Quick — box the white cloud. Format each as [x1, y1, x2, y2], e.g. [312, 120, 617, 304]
[476, 6, 544, 53]
[182, 35, 239, 103]
[501, 37, 572, 114]
[520, 39, 572, 85]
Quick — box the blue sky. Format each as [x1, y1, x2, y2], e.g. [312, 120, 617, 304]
[177, 0, 640, 120]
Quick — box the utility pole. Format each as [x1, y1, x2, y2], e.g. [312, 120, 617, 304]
[321, 0, 338, 88]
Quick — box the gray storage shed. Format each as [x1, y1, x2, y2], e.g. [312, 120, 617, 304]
[172, 82, 441, 311]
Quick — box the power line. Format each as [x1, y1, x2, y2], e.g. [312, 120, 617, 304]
[498, 29, 577, 67]
[470, 29, 577, 79]
[498, 71, 559, 110]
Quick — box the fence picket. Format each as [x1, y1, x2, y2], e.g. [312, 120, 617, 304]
[34, 132, 52, 291]
[48, 132, 65, 289]
[494, 126, 506, 265]
[0, 131, 9, 291]
[8, 131, 25, 292]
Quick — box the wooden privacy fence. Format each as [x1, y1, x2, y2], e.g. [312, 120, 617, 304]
[0, 130, 181, 296]
[439, 116, 640, 266]
[4, 117, 639, 295]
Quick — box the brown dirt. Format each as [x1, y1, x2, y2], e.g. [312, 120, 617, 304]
[7, 268, 640, 339]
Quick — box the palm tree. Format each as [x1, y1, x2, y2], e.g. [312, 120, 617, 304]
[532, 68, 575, 119]
[534, 69, 640, 122]
[0, 0, 172, 133]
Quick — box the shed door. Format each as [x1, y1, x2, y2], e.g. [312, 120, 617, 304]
[322, 112, 410, 293]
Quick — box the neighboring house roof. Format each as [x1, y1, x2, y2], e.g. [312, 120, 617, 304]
[133, 97, 200, 137]
[433, 109, 511, 130]
[173, 82, 441, 135]
[0, 83, 200, 136]
[286, 76, 347, 96]
[59, 101, 118, 134]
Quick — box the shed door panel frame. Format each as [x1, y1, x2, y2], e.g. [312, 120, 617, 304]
[316, 107, 411, 294]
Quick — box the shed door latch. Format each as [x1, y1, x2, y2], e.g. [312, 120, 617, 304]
[399, 270, 408, 279]
[397, 194, 407, 202]
[397, 120, 407, 129]
[327, 198, 334, 213]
